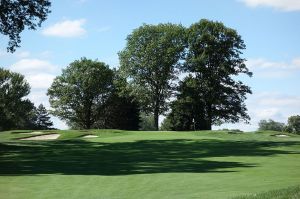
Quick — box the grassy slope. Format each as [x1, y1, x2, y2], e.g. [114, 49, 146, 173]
[0, 130, 299, 199]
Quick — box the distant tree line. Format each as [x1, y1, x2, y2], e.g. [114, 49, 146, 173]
[258, 116, 300, 134]
[2, 19, 257, 131]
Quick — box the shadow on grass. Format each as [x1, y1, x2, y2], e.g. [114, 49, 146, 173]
[0, 139, 299, 176]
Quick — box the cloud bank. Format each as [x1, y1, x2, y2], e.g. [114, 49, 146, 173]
[240, 0, 300, 11]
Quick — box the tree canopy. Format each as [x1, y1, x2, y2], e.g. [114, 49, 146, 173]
[181, 19, 252, 130]
[0, 67, 36, 130]
[48, 58, 141, 130]
[162, 75, 208, 131]
[119, 23, 186, 130]
[286, 115, 300, 134]
[48, 58, 114, 129]
[0, 0, 51, 52]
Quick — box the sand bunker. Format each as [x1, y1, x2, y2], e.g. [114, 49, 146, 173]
[20, 133, 60, 140]
[83, 135, 98, 138]
[275, 134, 289, 137]
[20, 131, 43, 135]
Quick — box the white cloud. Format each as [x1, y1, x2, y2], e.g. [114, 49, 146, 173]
[10, 58, 59, 90]
[252, 108, 284, 120]
[239, 0, 300, 11]
[26, 74, 56, 89]
[247, 58, 300, 70]
[42, 19, 87, 38]
[246, 57, 300, 78]
[215, 92, 300, 131]
[27, 90, 50, 107]
[10, 58, 58, 75]
[248, 93, 300, 124]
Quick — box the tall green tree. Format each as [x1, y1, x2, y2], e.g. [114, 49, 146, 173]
[119, 23, 186, 130]
[0, 67, 35, 130]
[47, 58, 114, 129]
[183, 19, 252, 130]
[286, 115, 300, 134]
[34, 104, 53, 130]
[0, 0, 51, 52]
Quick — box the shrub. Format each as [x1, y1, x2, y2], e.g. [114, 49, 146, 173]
[258, 119, 285, 132]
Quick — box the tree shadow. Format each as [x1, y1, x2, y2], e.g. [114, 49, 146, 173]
[0, 139, 299, 176]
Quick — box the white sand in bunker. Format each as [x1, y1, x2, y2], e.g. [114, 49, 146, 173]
[20, 133, 60, 140]
[83, 135, 98, 138]
[20, 131, 43, 135]
[275, 134, 289, 137]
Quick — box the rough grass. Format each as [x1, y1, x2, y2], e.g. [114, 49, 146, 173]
[0, 130, 299, 199]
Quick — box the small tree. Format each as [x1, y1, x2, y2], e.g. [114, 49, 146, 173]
[35, 104, 53, 130]
[48, 58, 114, 129]
[286, 115, 300, 134]
[0, 0, 51, 52]
[258, 119, 285, 132]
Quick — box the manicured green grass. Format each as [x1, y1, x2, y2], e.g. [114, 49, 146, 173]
[233, 186, 300, 199]
[0, 130, 299, 199]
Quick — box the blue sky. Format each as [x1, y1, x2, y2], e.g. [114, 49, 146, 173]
[1, 0, 300, 131]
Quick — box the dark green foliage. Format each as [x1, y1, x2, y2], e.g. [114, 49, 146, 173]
[34, 104, 53, 130]
[183, 19, 252, 129]
[0, 0, 51, 52]
[163, 76, 211, 131]
[258, 119, 285, 132]
[286, 115, 300, 134]
[94, 94, 140, 130]
[119, 23, 186, 130]
[0, 67, 36, 130]
[47, 58, 114, 129]
[139, 113, 156, 131]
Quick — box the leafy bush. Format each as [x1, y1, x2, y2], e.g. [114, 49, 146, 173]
[286, 115, 300, 134]
[258, 119, 285, 132]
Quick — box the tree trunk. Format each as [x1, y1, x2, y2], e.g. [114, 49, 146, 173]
[206, 103, 212, 130]
[206, 120, 212, 130]
[84, 101, 92, 129]
[153, 88, 160, 131]
[154, 106, 159, 131]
